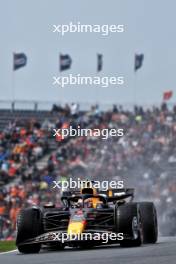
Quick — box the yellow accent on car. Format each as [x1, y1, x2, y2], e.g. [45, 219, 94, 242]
[92, 197, 100, 208]
[67, 221, 85, 235]
[108, 190, 113, 197]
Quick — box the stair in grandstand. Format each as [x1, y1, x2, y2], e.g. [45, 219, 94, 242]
[0, 109, 58, 130]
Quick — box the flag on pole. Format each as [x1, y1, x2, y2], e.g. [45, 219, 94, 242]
[60, 54, 72, 71]
[13, 53, 27, 70]
[97, 54, 103, 72]
[134, 53, 144, 71]
[163, 90, 173, 101]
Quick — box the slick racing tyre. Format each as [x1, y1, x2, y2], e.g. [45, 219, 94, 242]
[16, 207, 43, 253]
[115, 202, 143, 247]
[139, 202, 158, 243]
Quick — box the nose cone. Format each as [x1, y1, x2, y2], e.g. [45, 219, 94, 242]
[67, 221, 85, 235]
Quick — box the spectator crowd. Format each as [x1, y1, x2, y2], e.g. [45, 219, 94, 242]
[0, 102, 176, 239]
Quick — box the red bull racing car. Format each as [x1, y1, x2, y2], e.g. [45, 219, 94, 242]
[16, 186, 158, 253]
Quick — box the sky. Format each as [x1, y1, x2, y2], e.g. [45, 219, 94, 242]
[0, 0, 176, 108]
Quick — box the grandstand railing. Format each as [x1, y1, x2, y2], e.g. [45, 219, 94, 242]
[0, 100, 175, 111]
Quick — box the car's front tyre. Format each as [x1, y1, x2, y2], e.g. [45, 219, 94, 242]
[115, 202, 143, 247]
[139, 202, 158, 243]
[16, 207, 43, 253]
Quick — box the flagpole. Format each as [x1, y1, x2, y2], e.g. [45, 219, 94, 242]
[58, 53, 63, 107]
[133, 53, 137, 107]
[12, 53, 15, 111]
[134, 70, 137, 107]
[59, 53, 72, 107]
[133, 53, 144, 108]
[96, 53, 102, 106]
[59, 53, 63, 107]
[96, 53, 99, 106]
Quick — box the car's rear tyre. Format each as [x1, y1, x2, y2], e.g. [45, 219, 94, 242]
[16, 207, 43, 253]
[139, 202, 158, 243]
[115, 202, 143, 247]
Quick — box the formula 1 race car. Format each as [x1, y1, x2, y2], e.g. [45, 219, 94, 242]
[16, 185, 158, 253]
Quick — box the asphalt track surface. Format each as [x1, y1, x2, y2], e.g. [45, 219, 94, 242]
[0, 237, 176, 264]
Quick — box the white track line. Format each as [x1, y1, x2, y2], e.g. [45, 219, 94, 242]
[0, 249, 18, 255]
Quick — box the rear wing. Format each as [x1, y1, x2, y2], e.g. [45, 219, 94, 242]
[62, 188, 134, 202]
[98, 188, 134, 201]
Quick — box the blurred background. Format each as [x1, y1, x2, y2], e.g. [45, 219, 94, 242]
[0, 0, 176, 240]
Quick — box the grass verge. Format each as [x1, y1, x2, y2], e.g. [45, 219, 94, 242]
[0, 241, 16, 252]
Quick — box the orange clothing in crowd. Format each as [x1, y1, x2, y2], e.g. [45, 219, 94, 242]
[10, 207, 21, 229]
[18, 189, 26, 199]
[0, 206, 5, 215]
[10, 186, 18, 197]
[13, 143, 28, 154]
